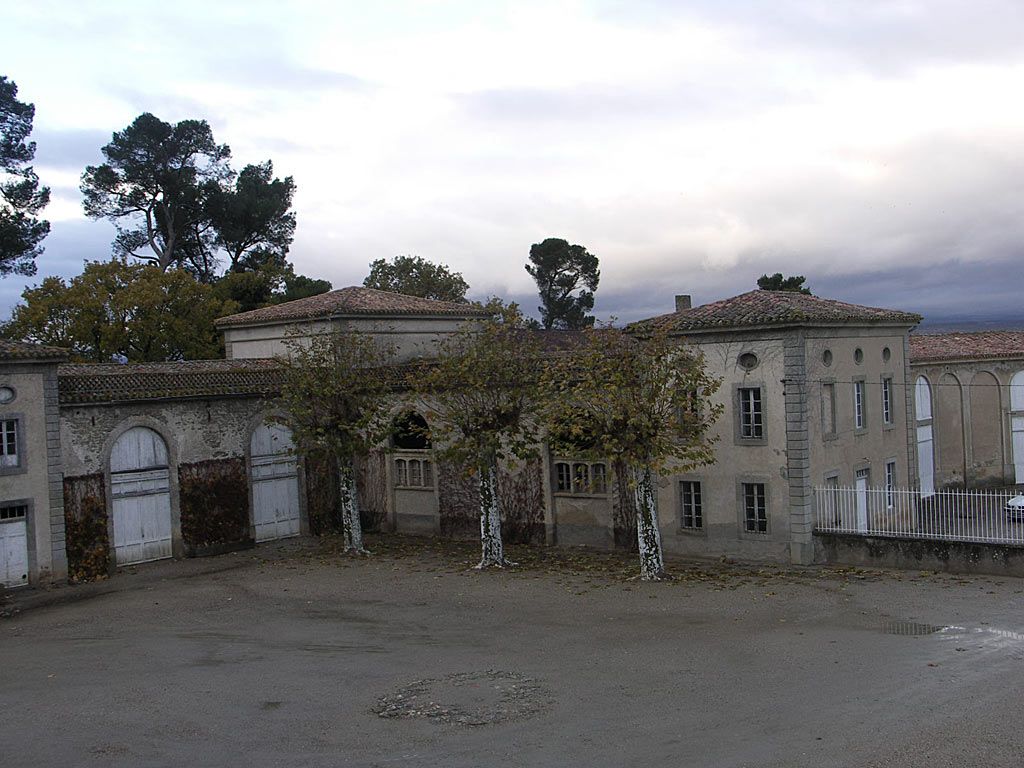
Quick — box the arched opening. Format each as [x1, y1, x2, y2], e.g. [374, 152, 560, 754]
[937, 374, 965, 485]
[914, 376, 935, 497]
[392, 412, 431, 450]
[969, 371, 1002, 481]
[110, 426, 173, 565]
[1011, 371, 1024, 483]
[250, 421, 302, 542]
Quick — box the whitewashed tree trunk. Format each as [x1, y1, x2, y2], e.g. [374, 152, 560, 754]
[634, 465, 667, 580]
[475, 462, 509, 568]
[339, 456, 368, 554]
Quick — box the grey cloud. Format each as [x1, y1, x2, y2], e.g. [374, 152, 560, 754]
[597, 0, 1024, 75]
[32, 128, 110, 171]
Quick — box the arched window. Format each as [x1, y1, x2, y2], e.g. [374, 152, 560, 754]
[914, 376, 932, 422]
[1010, 371, 1024, 413]
[392, 412, 430, 450]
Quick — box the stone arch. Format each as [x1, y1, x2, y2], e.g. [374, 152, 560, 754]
[914, 376, 933, 422]
[936, 373, 965, 486]
[107, 424, 176, 565]
[969, 370, 1003, 483]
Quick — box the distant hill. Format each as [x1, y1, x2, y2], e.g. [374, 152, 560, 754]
[916, 314, 1024, 333]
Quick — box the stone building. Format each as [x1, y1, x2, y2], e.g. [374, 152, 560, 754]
[0, 341, 67, 586]
[1, 285, 930, 587]
[909, 331, 1024, 490]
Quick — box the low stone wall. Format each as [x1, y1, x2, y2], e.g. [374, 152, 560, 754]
[815, 532, 1024, 577]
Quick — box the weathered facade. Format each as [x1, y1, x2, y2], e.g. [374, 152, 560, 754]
[4, 285, 941, 587]
[0, 341, 67, 586]
[909, 331, 1024, 490]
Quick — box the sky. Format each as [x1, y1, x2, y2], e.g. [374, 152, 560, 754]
[4, 0, 1024, 325]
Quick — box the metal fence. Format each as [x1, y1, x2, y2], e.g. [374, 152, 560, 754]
[813, 485, 1024, 545]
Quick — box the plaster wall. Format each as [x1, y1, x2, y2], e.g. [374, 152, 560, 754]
[910, 357, 1024, 488]
[224, 317, 477, 362]
[0, 361, 65, 583]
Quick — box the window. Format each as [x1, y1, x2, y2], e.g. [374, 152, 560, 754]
[394, 457, 432, 488]
[821, 383, 836, 437]
[0, 419, 18, 468]
[738, 388, 763, 440]
[882, 378, 893, 425]
[680, 481, 703, 529]
[0, 503, 27, 521]
[392, 412, 431, 450]
[554, 460, 608, 495]
[742, 483, 767, 533]
[885, 461, 896, 509]
[854, 381, 865, 430]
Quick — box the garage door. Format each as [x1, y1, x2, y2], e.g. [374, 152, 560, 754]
[250, 423, 301, 542]
[110, 427, 173, 565]
[0, 504, 28, 587]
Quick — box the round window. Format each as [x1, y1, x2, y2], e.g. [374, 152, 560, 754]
[854, 348, 864, 364]
[738, 352, 759, 371]
[882, 346, 891, 362]
[822, 350, 833, 367]
[0, 386, 14, 404]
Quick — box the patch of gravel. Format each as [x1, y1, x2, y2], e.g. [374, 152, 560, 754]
[373, 670, 551, 726]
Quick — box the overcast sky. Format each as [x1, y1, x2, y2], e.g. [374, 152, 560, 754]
[4, 0, 1024, 324]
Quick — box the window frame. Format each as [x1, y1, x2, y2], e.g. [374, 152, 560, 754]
[738, 480, 770, 536]
[734, 384, 766, 445]
[820, 379, 837, 441]
[853, 378, 867, 432]
[884, 459, 897, 510]
[678, 479, 704, 532]
[881, 376, 894, 427]
[553, 459, 609, 497]
[0, 414, 26, 477]
[393, 454, 434, 490]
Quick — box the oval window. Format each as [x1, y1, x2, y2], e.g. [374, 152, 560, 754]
[882, 346, 891, 362]
[822, 350, 833, 367]
[854, 348, 864, 364]
[738, 352, 759, 371]
[0, 386, 14, 404]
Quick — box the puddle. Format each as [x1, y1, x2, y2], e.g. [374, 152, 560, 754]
[883, 621, 946, 636]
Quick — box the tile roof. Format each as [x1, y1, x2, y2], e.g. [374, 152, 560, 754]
[909, 331, 1024, 363]
[215, 286, 489, 328]
[0, 340, 68, 362]
[629, 290, 922, 333]
[58, 359, 284, 405]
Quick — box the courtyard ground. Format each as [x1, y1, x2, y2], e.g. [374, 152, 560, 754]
[3, 535, 1024, 768]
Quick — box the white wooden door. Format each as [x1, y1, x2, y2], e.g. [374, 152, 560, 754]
[110, 427, 173, 565]
[0, 509, 28, 587]
[917, 425, 935, 497]
[855, 470, 869, 532]
[1012, 415, 1024, 484]
[250, 423, 301, 542]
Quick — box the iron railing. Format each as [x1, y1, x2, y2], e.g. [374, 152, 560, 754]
[813, 485, 1024, 545]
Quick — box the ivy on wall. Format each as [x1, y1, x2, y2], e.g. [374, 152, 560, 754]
[438, 459, 545, 545]
[63, 473, 110, 583]
[611, 459, 639, 552]
[303, 449, 389, 535]
[178, 458, 250, 553]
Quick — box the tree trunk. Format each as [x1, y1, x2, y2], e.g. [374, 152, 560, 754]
[339, 456, 368, 554]
[633, 465, 667, 580]
[475, 461, 510, 568]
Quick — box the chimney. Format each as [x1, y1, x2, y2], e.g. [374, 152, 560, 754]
[675, 294, 692, 312]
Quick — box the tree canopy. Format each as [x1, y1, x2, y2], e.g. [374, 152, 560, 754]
[757, 273, 812, 294]
[540, 326, 721, 579]
[80, 113, 301, 284]
[412, 303, 543, 568]
[363, 255, 469, 302]
[0, 75, 49, 277]
[525, 238, 600, 329]
[1, 259, 236, 362]
[277, 330, 395, 553]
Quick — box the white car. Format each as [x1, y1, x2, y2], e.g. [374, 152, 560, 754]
[1007, 495, 1024, 520]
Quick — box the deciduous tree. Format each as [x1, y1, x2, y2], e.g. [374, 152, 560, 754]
[525, 238, 600, 329]
[412, 304, 542, 568]
[277, 331, 395, 554]
[1, 259, 235, 362]
[0, 76, 49, 277]
[540, 327, 721, 580]
[364, 255, 469, 302]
